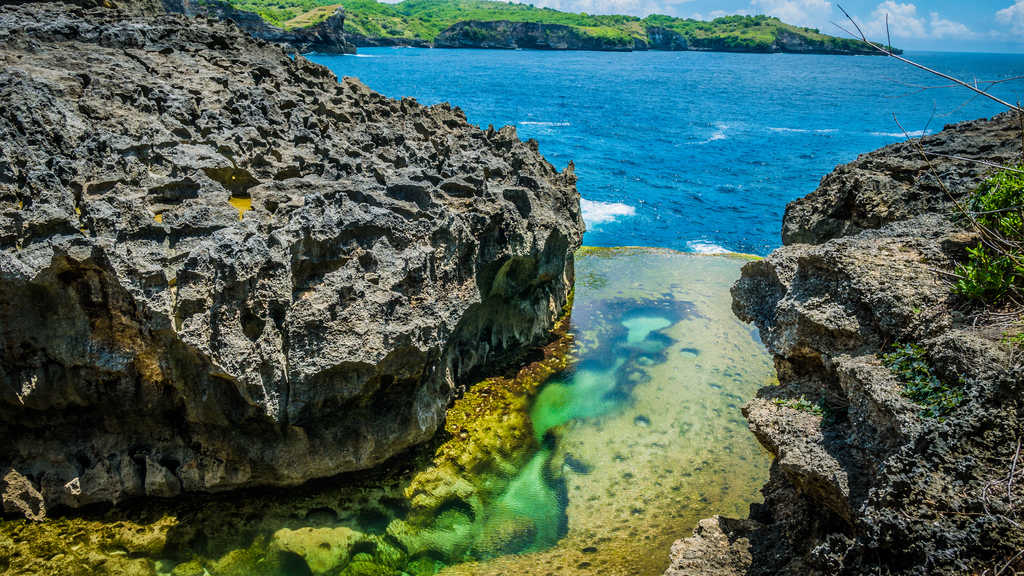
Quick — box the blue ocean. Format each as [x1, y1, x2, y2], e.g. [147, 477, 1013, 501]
[310, 49, 1024, 255]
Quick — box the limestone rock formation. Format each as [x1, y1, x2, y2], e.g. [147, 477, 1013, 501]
[668, 112, 1024, 575]
[163, 0, 356, 54]
[434, 20, 644, 51]
[0, 1, 583, 514]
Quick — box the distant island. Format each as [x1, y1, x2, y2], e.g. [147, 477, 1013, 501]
[180, 0, 898, 55]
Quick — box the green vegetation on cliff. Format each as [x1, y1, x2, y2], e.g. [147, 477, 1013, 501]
[881, 343, 963, 419]
[226, 0, 879, 53]
[955, 166, 1024, 303]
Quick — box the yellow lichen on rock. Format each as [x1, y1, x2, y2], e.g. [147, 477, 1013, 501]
[228, 196, 252, 219]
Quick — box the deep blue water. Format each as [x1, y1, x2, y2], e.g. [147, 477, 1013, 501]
[309, 49, 1024, 255]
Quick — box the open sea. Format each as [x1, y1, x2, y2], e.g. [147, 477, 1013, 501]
[310, 48, 1024, 255]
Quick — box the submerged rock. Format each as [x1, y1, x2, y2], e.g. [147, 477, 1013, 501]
[670, 112, 1024, 574]
[0, 1, 583, 514]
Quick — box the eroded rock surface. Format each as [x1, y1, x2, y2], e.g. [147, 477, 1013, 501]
[163, 0, 356, 54]
[669, 112, 1024, 575]
[0, 1, 583, 513]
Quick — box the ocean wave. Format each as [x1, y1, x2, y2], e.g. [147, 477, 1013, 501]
[580, 198, 636, 225]
[518, 121, 571, 127]
[871, 130, 931, 138]
[768, 127, 838, 134]
[686, 240, 730, 254]
[696, 124, 728, 145]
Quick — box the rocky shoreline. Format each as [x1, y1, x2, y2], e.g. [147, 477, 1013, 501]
[668, 113, 1024, 574]
[0, 0, 582, 515]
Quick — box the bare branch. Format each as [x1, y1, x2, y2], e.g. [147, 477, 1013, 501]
[886, 13, 892, 55]
[970, 205, 1024, 216]
[835, 4, 1023, 113]
[922, 154, 1024, 175]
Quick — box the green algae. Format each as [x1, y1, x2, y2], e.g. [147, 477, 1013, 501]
[0, 249, 774, 576]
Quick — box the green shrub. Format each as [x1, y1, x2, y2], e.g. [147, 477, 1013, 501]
[772, 395, 824, 416]
[954, 166, 1024, 303]
[881, 343, 963, 419]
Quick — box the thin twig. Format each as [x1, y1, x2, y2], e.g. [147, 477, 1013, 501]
[1009, 437, 1021, 506]
[971, 205, 1024, 216]
[922, 154, 1024, 175]
[836, 5, 1023, 113]
[995, 548, 1024, 576]
[886, 14, 891, 55]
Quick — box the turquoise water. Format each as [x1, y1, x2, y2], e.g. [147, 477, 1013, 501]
[444, 249, 776, 576]
[309, 49, 1024, 255]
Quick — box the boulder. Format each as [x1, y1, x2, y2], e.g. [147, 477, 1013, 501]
[0, 1, 583, 513]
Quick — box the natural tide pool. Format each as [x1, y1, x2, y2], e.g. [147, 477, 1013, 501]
[440, 248, 775, 576]
[0, 249, 774, 576]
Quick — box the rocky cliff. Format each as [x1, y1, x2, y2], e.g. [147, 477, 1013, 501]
[667, 113, 1024, 575]
[430, 19, 886, 54]
[433, 20, 642, 51]
[164, 0, 356, 54]
[0, 0, 583, 516]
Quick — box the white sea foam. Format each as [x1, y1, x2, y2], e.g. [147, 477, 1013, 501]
[871, 130, 931, 138]
[686, 240, 730, 254]
[580, 198, 636, 225]
[518, 121, 571, 127]
[696, 124, 728, 145]
[768, 127, 838, 134]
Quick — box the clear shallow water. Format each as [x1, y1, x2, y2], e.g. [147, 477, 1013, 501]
[446, 249, 775, 575]
[310, 49, 1024, 255]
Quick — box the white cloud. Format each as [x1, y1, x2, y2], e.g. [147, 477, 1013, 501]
[868, 1, 926, 37]
[867, 2, 973, 39]
[691, 0, 833, 29]
[997, 1, 1024, 34]
[689, 9, 743, 20]
[525, 0, 694, 17]
[749, 0, 832, 29]
[929, 12, 975, 39]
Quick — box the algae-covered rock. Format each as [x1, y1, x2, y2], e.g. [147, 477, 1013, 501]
[472, 512, 537, 556]
[0, 0, 583, 513]
[268, 526, 364, 575]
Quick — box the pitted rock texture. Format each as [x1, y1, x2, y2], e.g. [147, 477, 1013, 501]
[668, 112, 1024, 575]
[0, 1, 583, 513]
[782, 114, 1023, 245]
[163, 0, 357, 54]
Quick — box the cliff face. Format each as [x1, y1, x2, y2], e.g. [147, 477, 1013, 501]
[434, 20, 642, 51]
[431, 20, 886, 54]
[164, 0, 356, 54]
[667, 113, 1024, 575]
[0, 1, 583, 516]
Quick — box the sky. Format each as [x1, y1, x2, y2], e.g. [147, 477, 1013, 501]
[489, 1, 1024, 52]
